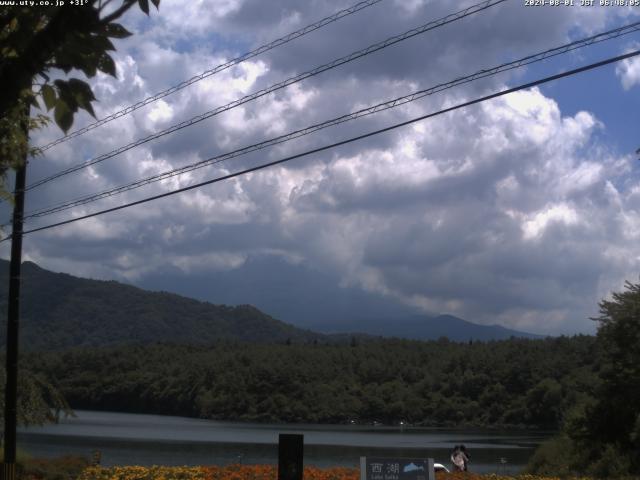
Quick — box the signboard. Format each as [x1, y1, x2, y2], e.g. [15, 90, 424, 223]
[360, 457, 434, 480]
[278, 434, 303, 480]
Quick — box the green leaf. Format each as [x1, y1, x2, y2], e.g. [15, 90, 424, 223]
[80, 100, 96, 118]
[41, 84, 56, 111]
[53, 46, 80, 74]
[97, 53, 116, 77]
[67, 79, 96, 119]
[68, 79, 96, 116]
[104, 23, 132, 39]
[91, 34, 115, 52]
[77, 53, 99, 78]
[54, 101, 73, 133]
[150, 0, 160, 8]
[53, 80, 79, 114]
[67, 79, 96, 102]
[138, 0, 149, 15]
[29, 95, 40, 109]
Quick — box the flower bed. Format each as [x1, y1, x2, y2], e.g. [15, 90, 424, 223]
[77, 465, 360, 480]
[75, 466, 601, 480]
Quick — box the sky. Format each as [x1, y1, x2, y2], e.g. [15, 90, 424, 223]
[2, 0, 640, 335]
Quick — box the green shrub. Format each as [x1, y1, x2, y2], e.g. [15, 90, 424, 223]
[21, 455, 90, 480]
[585, 444, 632, 478]
[0, 444, 31, 464]
[526, 435, 579, 477]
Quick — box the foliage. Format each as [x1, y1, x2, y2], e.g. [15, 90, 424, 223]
[0, 444, 31, 464]
[526, 435, 580, 477]
[0, 100, 49, 202]
[587, 280, 640, 443]
[21, 455, 90, 480]
[0, 0, 159, 197]
[25, 335, 599, 428]
[529, 280, 640, 477]
[78, 465, 207, 480]
[74, 465, 624, 480]
[570, 280, 640, 475]
[0, 363, 73, 426]
[77, 465, 361, 480]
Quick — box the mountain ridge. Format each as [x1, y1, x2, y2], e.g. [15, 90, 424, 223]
[0, 259, 543, 349]
[310, 312, 543, 341]
[0, 259, 325, 350]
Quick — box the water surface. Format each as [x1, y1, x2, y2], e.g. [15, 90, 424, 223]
[18, 410, 548, 474]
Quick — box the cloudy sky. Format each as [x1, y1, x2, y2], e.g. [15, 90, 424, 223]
[2, 0, 640, 335]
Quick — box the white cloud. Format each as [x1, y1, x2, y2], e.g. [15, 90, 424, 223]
[146, 99, 175, 127]
[522, 203, 580, 241]
[242, 88, 640, 333]
[4, 1, 640, 336]
[616, 52, 640, 90]
[170, 251, 248, 273]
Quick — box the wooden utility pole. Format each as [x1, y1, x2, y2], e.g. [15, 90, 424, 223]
[2, 108, 28, 480]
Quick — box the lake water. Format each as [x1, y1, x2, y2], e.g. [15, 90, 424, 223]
[18, 410, 549, 474]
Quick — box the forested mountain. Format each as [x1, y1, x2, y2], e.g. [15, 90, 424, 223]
[1, 260, 541, 349]
[0, 260, 324, 350]
[27, 335, 599, 428]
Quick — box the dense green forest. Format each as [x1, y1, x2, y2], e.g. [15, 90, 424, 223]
[26, 336, 598, 428]
[527, 280, 640, 476]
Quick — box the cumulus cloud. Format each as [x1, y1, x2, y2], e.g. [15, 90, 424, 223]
[2, 1, 640, 335]
[616, 43, 640, 90]
[250, 88, 638, 334]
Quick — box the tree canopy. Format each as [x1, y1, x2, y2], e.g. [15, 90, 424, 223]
[576, 280, 640, 474]
[26, 336, 599, 428]
[0, 365, 72, 426]
[529, 279, 640, 477]
[0, 0, 160, 425]
[0, 0, 159, 198]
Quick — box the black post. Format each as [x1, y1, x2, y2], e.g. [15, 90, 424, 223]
[2, 114, 28, 480]
[277, 434, 303, 480]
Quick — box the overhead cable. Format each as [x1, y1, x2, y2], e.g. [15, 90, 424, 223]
[25, 0, 507, 192]
[4, 49, 637, 241]
[33, 0, 386, 153]
[19, 20, 640, 220]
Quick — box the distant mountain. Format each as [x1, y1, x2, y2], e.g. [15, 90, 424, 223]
[136, 253, 419, 330]
[311, 314, 544, 341]
[0, 260, 325, 350]
[0, 259, 542, 350]
[134, 254, 542, 341]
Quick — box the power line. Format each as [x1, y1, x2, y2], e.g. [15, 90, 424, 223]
[18, 20, 640, 221]
[33, 0, 386, 153]
[24, 0, 507, 192]
[5, 50, 637, 241]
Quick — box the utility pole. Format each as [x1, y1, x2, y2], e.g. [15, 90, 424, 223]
[2, 107, 28, 480]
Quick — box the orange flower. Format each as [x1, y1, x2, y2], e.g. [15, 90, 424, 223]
[79, 464, 598, 480]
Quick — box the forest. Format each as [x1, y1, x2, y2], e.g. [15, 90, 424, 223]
[8, 278, 640, 476]
[25, 335, 598, 429]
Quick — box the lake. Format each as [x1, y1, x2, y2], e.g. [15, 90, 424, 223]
[18, 410, 549, 474]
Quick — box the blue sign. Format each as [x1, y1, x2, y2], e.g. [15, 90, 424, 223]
[360, 457, 434, 480]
